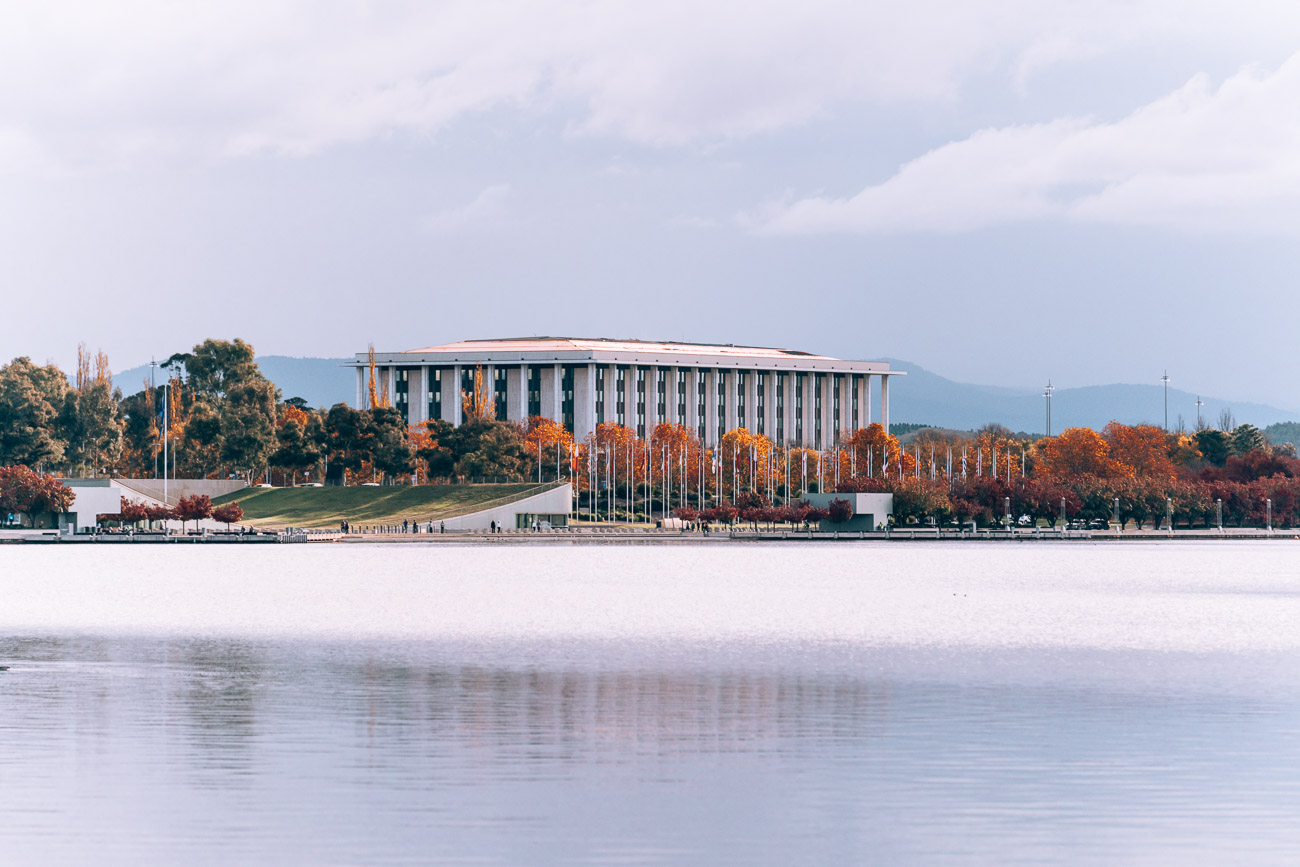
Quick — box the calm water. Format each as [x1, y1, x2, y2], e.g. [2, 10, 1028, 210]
[2, 542, 1299, 865]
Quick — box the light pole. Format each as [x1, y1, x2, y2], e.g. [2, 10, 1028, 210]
[1195, 396, 1204, 429]
[1043, 381, 1054, 437]
[1162, 371, 1170, 431]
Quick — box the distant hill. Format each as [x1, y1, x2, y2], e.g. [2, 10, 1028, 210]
[878, 358, 1298, 433]
[116, 354, 1299, 433]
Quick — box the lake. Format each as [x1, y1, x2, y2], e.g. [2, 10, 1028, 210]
[2, 542, 1299, 864]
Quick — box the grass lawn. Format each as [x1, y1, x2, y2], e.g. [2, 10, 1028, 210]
[213, 483, 558, 528]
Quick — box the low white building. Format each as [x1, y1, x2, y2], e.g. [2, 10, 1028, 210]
[801, 492, 893, 531]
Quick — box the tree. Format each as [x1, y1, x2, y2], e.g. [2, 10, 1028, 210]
[451, 420, 531, 478]
[826, 497, 854, 525]
[369, 406, 415, 481]
[212, 503, 244, 530]
[119, 497, 149, 528]
[1035, 428, 1121, 480]
[324, 403, 370, 483]
[0, 357, 72, 469]
[271, 414, 322, 486]
[1103, 422, 1176, 480]
[412, 419, 456, 479]
[220, 378, 280, 480]
[174, 494, 212, 532]
[184, 338, 258, 398]
[1195, 429, 1231, 467]
[1231, 424, 1267, 457]
[0, 465, 75, 527]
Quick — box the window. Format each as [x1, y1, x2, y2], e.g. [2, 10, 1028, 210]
[737, 371, 747, 430]
[795, 375, 803, 443]
[428, 369, 442, 421]
[775, 373, 785, 442]
[677, 369, 687, 423]
[562, 366, 575, 433]
[656, 368, 667, 422]
[596, 367, 606, 425]
[616, 367, 626, 426]
[528, 367, 542, 418]
[495, 368, 508, 421]
[756, 372, 766, 436]
[636, 367, 646, 437]
[852, 374, 859, 430]
[833, 374, 841, 439]
[814, 374, 823, 448]
[717, 370, 726, 443]
[697, 370, 707, 439]
[395, 368, 411, 423]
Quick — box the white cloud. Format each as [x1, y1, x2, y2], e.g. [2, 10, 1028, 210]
[753, 54, 1300, 235]
[420, 184, 511, 233]
[4, 0, 1299, 172]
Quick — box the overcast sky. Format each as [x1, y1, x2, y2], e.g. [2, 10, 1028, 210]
[3, 1, 1300, 408]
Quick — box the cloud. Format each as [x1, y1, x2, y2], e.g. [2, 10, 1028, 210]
[420, 184, 511, 233]
[4, 0, 1299, 172]
[752, 55, 1300, 235]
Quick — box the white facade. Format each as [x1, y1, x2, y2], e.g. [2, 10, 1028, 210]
[351, 337, 902, 448]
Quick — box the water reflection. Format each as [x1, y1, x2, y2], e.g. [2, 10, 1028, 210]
[2, 634, 1299, 865]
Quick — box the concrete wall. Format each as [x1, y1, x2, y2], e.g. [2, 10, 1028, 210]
[114, 478, 247, 506]
[438, 483, 573, 530]
[801, 492, 893, 531]
[57, 479, 244, 532]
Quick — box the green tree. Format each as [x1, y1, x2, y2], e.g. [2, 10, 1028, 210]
[368, 406, 415, 481]
[220, 378, 279, 480]
[1195, 429, 1231, 467]
[0, 357, 72, 469]
[184, 339, 258, 398]
[323, 403, 370, 483]
[63, 380, 124, 476]
[1231, 424, 1267, 456]
[271, 417, 322, 485]
[448, 420, 530, 479]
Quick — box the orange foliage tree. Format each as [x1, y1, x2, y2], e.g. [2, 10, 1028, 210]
[1103, 422, 1177, 480]
[1035, 427, 1122, 480]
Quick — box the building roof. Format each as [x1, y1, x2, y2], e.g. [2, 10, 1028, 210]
[402, 337, 834, 360]
[352, 336, 899, 374]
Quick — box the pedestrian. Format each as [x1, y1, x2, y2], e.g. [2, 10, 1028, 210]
[440, 521, 445, 534]
[490, 520, 496, 533]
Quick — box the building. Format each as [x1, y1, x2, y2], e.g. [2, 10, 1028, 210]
[351, 337, 902, 448]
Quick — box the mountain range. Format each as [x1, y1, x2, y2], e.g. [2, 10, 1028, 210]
[115, 355, 1298, 435]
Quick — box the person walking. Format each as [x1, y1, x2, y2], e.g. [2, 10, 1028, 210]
[440, 521, 445, 534]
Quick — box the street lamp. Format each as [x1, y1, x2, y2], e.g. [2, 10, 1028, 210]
[1162, 371, 1171, 431]
[1195, 395, 1204, 429]
[1043, 380, 1054, 437]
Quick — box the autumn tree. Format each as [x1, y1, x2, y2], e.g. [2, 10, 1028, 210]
[212, 502, 244, 530]
[174, 494, 213, 532]
[842, 423, 901, 478]
[1103, 422, 1176, 480]
[1034, 427, 1121, 480]
[0, 465, 75, 527]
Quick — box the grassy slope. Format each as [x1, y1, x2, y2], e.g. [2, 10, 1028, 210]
[213, 483, 558, 528]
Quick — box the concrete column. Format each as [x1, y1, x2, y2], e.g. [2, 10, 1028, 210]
[747, 370, 760, 434]
[604, 364, 618, 428]
[801, 374, 817, 448]
[540, 364, 561, 425]
[507, 366, 525, 422]
[574, 364, 596, 441]
[384, 367, 396, 408]
[646, 366, 660, 433]
[704, 369, 719, 446]
[881, 375, 890, 435]
[783, 373, 796, 445]
[685, 367, 699, 435]
[449, 365, 463, 426]
[483, 364, 496, 420]
[865, 374, 873, 427]
[408, 367, 426, 424]
[855, 375, 868, 431]
[838, 375, 852, 442]
[355, 367, 365, 409]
